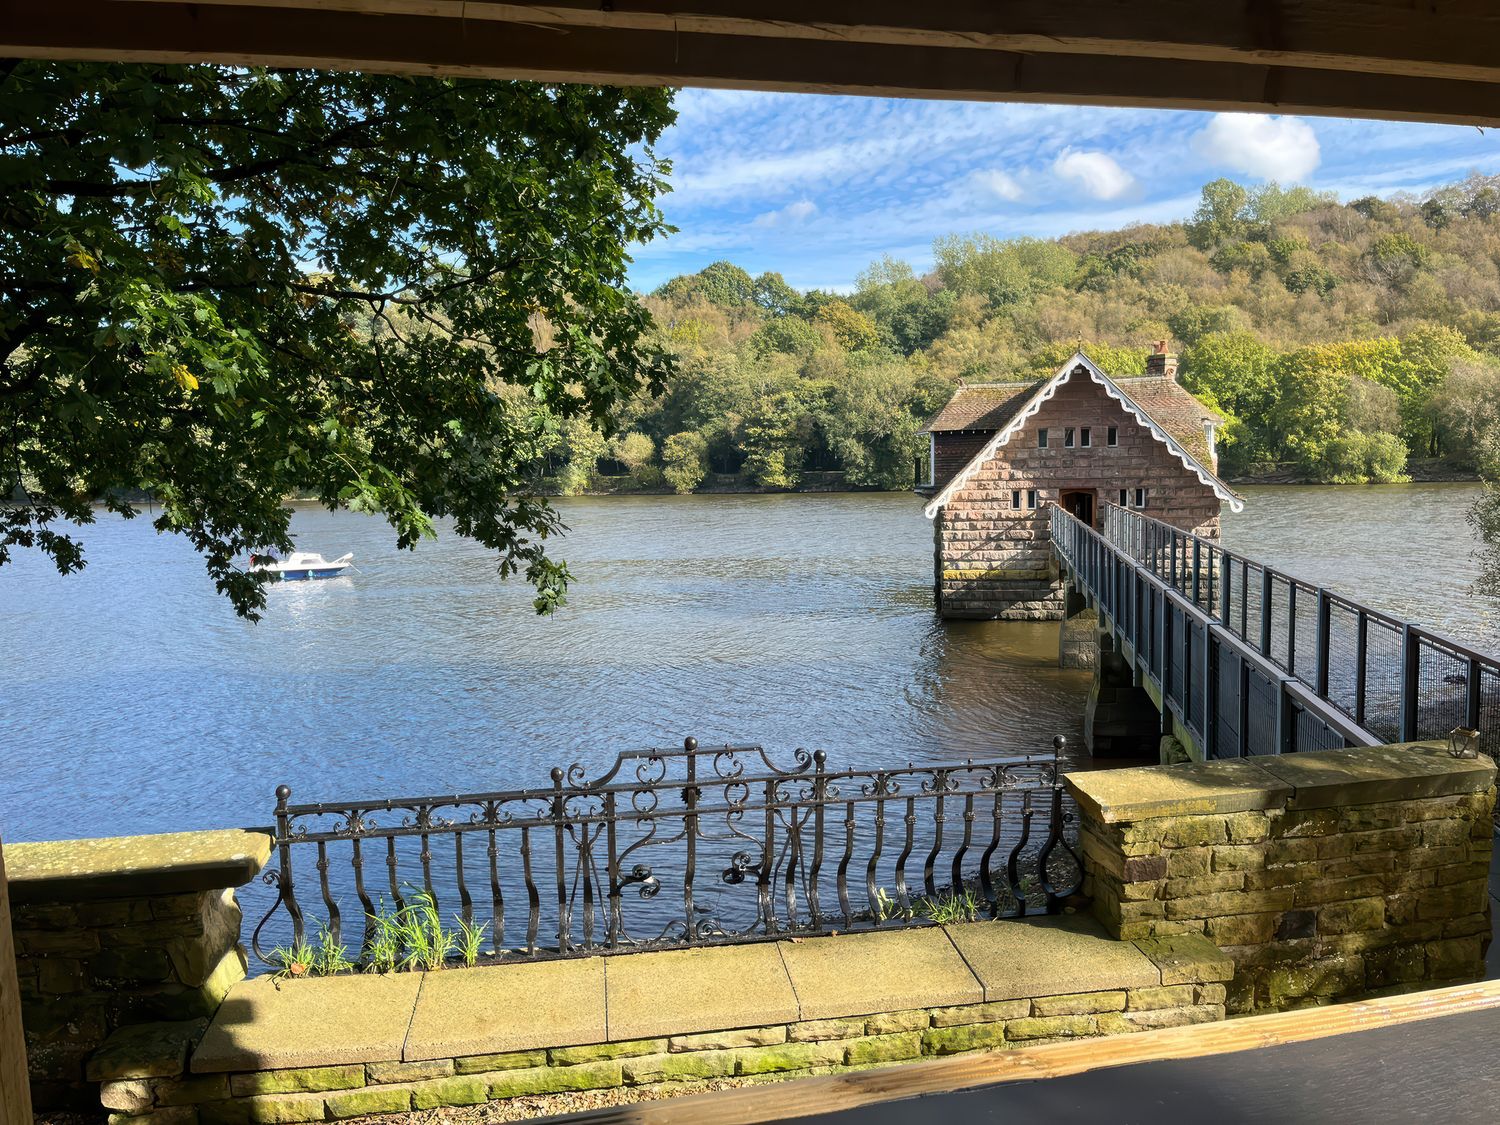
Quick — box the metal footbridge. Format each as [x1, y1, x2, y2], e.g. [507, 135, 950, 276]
[1051, 504, 1500, 760]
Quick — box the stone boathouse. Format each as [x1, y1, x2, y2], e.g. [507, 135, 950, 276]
[917, 347, 1242, 620]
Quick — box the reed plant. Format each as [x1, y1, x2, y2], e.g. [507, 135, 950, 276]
[915, 887, 981, 924]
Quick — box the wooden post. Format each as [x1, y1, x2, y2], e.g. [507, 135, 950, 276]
[0, 838, 34, 1124]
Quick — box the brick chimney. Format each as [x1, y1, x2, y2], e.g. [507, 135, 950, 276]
[1146, 340, 1178, 380]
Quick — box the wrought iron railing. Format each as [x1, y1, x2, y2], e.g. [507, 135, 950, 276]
[250, 737, 1082, 971]
[1052, 502, 1500, 760]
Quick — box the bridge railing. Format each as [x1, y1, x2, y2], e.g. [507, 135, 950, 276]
[1090, 503, 1499, 760]
[1052, 503, 1439, 758]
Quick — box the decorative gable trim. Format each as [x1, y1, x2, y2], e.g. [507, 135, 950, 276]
[922, 351, 1243, 519]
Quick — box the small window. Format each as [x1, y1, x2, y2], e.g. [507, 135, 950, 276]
[1118, 489, 1128, 506]
[1064, 427, 1075, 448]
[1027, 489, 1039, 510]
[1037, 428, 1049, 449]
[1011, 489, 1021, 509]
[1080, 427, 1091, 448]
[1107, 426, 1118, 446]
[1134, 488, 1147, 509]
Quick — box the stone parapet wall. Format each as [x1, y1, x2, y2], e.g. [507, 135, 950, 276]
[1066, 743, 1495, 1014]
[89, 928, 1231, 1124]
[7, 830, 272, 1109]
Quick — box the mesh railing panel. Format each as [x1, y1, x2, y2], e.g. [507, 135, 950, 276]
[1361, 617, 1405, 744]
[1413, 636, 1471, 742]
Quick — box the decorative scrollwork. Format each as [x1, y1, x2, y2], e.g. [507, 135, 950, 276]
[721, 851, 756, 885]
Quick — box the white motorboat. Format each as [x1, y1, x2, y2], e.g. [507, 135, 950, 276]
[249, 551, 354, 580]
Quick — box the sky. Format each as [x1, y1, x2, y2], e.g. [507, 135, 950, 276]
[628, 90, 1500, 294]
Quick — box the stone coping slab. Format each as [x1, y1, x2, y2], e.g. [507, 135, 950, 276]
[1255, 742, 1496, 809]
[405, 957, 605, 1060]
[606, 942, 798, 1040]
[946, 915, 1160, 1000]
[1065, 759, 1290, 824]
[192, 972, 422, 1073]
[1065, 742, 1493, 823]
[778, 927, 981, 1020]
[7, 828, 273, 902]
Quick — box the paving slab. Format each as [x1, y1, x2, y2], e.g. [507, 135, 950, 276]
[779, 928, 981, 1020]
[192, 972, 422, 1072]
[945, 915, 1160, 1001]
[1065, 758, 1288, 822]
[606, 943, 798, 1040]
[404, 957, 606, 1060]
[1255, 742, 1496, 809]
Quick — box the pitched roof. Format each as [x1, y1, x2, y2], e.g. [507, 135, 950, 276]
[922, 351, 1243, 518]
[919, 382, 1038, 433]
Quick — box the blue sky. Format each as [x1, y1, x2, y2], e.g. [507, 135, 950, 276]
[629, 90, 1500, 294]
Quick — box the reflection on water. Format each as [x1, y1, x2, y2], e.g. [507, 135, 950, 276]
[2, 484, 1494, 854]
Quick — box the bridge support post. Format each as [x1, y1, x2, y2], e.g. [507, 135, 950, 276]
[1083, 630, 1161, 758]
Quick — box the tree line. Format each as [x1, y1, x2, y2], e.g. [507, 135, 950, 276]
[540, 175, 1500, 500]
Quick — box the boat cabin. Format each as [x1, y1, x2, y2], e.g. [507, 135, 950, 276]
[917, 346, 1241, 620]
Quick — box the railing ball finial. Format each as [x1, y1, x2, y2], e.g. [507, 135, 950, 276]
[813, 748, 826, 767]
[550, 767, 564, 784]
[684, 736, 698, 753]
[275, 784, 291, 805]
[1053, 735, 1068, 754]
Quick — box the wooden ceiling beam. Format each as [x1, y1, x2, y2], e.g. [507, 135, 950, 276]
[124, 0, 1500, 86]
[5, 1, 1500, 127]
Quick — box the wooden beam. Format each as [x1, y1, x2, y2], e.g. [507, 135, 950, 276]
[0, 839, 33, 1125]
[129, 0, 1500, 86]
[6, 2, 1500, 125]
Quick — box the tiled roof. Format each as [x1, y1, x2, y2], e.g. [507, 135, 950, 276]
[922, 374, 1222, 465]
[919, 382, 1038, 433]
[1111, 376, 1224, 466]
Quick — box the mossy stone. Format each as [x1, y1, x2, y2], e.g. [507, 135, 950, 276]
[325, 1086, 414, 1118]
[453, 1049, 547, 1074]
[921, 1022, 1007, 1055]
[410, 1076, 490, 1109]
[622, 1050, 736, 1084]
[733, 1040, 845, 1075]
[230, 1064, 364, 1096]
[843, 1033, 922, 1066]
[489, 1060, 622, 1098]
[551, 1038, 667, 1064]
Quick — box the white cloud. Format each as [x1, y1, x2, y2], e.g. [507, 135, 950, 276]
[753, 199, 818, 227]
[1193, 113, 1321, 181]
[972, 169, 1024, 201]
[1052, 149, 1134, 200]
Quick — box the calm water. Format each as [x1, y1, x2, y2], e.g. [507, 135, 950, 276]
[1, 484, 1495, 846]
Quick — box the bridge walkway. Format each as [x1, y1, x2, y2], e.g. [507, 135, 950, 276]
[1049, 503, 1500, 761]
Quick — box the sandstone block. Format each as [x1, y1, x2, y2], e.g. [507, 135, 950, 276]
[325, 1086, 413, 1119]
[1317, 898, 1386, 935]
[789, 1018, 866, 1042]
[229, 1065, 364, 1097]
[921, 1022, 1008, 1055]
[410, 1076, 490, 1109]
[200, 1091, 327, 1124]
[88, 1019, 207, 1082]
[553, 1038, 667, 1063]
[733, 1040, 846, 1075]
[365, 1059, 454, 1084]
[1004, 1015, 1096, 1041]
[666, 1028, 783, 1052]
[488, 1060, 622, 1098]
[1205, 913, 1278, 946]
[1126, 985, 1195, 1011]
[1030, 991, 1126, 1016]
[453, 1049, 547, 1074]
[622, 1050, 736, 1084]
[101, 1078, 156, 1113]
[843, 1033, 923, 1066]
[863, 1010, 931, 1035]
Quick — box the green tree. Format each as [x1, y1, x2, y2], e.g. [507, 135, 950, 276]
[1185, 179, 1251, 250]
[1, 63, 674, 617]
[1179, 332, 1279, 466]
[662, 431, 708, 494]
[815, 300, 880, 351]
[608, 431, 659, 487]
[749, 316, 821, 358]
[751, 271, 799, 318]
[656, 261, 755, 308]
[933, 234, 1076, 307]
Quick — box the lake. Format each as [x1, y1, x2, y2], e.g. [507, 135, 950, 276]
[1, 483, 1495, 847]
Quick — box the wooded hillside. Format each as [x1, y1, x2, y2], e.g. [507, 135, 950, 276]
[551, 175, 1500, 495]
